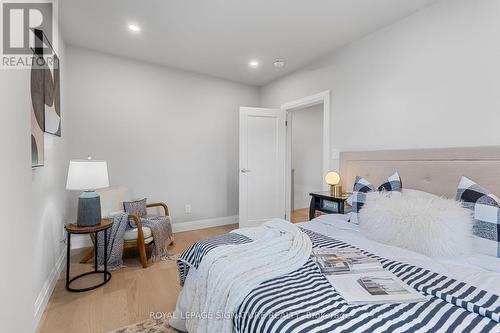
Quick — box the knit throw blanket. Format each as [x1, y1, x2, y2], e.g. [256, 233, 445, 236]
[184, 219, 312, 333]
[141, 215, 174, 261]
[97, 213, 174, 270]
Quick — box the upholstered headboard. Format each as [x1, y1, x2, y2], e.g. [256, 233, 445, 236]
[340, 146, 500, 198]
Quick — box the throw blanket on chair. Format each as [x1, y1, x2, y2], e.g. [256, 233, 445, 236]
[97, 214, 174, 269]
[184, 219, 312, 333]
[97, 213, 130, 270]
[140, 215, 174, 261]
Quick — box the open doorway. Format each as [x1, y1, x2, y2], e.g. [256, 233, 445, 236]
[290, 104, 323, 222]
[282, 91, 331, 223]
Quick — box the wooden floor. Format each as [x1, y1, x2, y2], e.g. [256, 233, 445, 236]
[37, 224, 237, 333]
[290, 208, 311, 223]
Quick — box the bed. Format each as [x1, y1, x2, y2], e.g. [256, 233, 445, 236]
[172, 146, 500, 333]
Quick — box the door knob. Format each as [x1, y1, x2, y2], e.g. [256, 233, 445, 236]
[241, 169, 252, 173]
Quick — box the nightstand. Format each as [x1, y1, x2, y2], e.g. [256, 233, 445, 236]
[309, 191, 351, 220]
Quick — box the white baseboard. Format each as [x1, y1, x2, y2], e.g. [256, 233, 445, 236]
[34, 249, 66, 326]
[172, 215, 238, 233]
[70, 215, 239, 249]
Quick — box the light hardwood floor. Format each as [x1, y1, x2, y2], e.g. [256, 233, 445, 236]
[290, 208, 310, 223]
[290, 207, 324, 224]
[37, 224, 237, 333]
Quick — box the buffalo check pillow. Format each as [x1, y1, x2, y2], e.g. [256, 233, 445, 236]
[350, 172, 402, 224]
[456, 177, 500, 258]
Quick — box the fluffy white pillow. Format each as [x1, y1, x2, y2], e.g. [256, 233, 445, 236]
[359, 191, 473, 257]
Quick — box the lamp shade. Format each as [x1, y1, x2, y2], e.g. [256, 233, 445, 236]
[66, 160, 109, 191]
[325, 171, 340, 186]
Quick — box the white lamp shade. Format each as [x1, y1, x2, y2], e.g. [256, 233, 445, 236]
[66, 160, 110, 191]
[325, 171, 340, 185]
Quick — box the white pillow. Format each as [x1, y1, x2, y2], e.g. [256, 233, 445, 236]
[359, 191, 473, 257]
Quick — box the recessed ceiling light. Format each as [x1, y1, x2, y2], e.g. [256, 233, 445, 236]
[128, 24, 140, 32]
[249, 60, 259, 68]
[274, 59, 285, 68]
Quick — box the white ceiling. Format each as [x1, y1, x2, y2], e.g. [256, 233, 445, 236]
[60, 0, 439, 86]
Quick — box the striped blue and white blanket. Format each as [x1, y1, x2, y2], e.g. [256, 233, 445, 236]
[177, 228, 500, 332]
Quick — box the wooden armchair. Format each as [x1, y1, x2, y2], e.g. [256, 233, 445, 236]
[80, 186, 173, 268]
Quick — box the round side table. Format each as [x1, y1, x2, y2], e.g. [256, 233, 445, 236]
[65, 219, 113, 292]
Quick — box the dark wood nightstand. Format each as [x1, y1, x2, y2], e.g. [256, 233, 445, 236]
[309, 191, 351, 220]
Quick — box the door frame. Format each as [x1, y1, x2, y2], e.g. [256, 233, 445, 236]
[281, 90, 331, 220]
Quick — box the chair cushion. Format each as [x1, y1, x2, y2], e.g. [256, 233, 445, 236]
[124, 226, 152, 241]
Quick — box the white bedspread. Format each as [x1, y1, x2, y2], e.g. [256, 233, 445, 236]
[180, 219, 312, 333]
[301, 214, 500, 295]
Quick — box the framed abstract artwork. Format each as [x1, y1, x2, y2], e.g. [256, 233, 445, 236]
[40, 30, 61, 136]
[31, 29, 61, 167]
[31, 49, 45, 167]
[44, 54, 61, 136]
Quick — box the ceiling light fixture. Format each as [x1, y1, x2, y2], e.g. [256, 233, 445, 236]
[274, 59, 285, 68]
[128, 24, 141, 32]
[249, 60, 259, 68]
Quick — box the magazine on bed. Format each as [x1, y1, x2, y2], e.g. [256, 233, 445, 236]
[326, 271, 427, 305]
[311, 248, 382, 274]
[312, 248, 426, 304]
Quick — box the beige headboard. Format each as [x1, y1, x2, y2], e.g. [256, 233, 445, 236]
[340, 146, 500, 198]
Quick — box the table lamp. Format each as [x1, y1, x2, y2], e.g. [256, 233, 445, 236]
[325, 171, 342, 197]
[66, 157, 110, 226]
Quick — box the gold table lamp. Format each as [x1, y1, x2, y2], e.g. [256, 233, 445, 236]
[325, 171, 342, 197]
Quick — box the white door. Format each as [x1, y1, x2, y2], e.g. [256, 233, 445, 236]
[239, 107, 286, 228]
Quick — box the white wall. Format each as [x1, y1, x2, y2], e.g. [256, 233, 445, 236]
[31, 10, 70, 326]
[32, 45, 69, 325]
[261, 0, 500, 175]
[66, 46, 260, 225]
[0, 69, 34, 333]
[291, 105, 323, 209]
[0, 8, 68, 331]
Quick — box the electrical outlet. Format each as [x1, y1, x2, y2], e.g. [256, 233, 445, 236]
[185, 204, 192, 214]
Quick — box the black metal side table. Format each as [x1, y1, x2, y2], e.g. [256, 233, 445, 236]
[65, 219, 113, 292]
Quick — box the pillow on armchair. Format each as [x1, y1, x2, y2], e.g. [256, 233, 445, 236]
[123, 198, 148, 218]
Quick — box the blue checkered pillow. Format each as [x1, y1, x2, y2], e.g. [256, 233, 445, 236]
[456, 177, 500, 258]
[350, 172, 402, 224]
